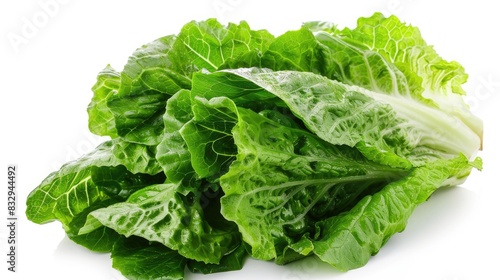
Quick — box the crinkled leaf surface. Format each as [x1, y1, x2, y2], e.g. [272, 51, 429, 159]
[180, 96, 239, 180]
[204, 68, 481, 166]
[26, 140, 166, 252]
[156, 89, 197, 184]
[170, 19, 274, 74]
[315, 12, 482, 140]
[82, 181, 240, 264]
[107, 35, 191, 145]
[313, 155, 481, 271]
[220, 105, 407, 260]
[26, 141, 120, 225]
[87, 65, 120, 138]
[111, 138, 163, 175]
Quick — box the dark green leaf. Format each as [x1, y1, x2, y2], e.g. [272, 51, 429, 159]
[112, 236, 186, 280]
[188, 243, 247, 274]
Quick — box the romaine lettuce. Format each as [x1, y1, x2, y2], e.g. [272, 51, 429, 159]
[26, 13, 482, 280]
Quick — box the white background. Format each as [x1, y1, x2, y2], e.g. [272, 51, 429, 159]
[1, 0, 499, 279]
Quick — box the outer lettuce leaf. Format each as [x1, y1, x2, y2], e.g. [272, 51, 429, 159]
[220, 103, 408, 261]
[336, 13, 468, 95]
[203, 68, 481, 166]
[65, 199, 122, 252]
[87, 65, 120, 138]
[81, 181, 241, 264]
[26, 141, 120, 225]
[314, 31, 414, 99]
[107, 35, 191, 145]
[187, 243, 247, 274]
[313, 155, 482, 271]
[111, 236, 186, 280]
[25, 140, 166, 251]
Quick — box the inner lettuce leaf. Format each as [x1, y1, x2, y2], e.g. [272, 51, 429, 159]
[156, 89, 197, 184]
[180, 96, 239, 180]
[312, 12, 483, 142]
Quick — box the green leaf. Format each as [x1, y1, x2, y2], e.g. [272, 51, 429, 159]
[111, 138, 163, 175]
[213, 68, 481, 166]
[313, 155, 480, 271]
[26, 141, 120, 225]
[87, 65, 120, 138]
[337, 12, 468, 95]
[195, 69, 413, 167]
[321, 12, 482, 140]
[108, 35, 191, 145]
[156, 89, 197, 185]
[261, 27, 321, 73]
[188, 243, 247, 274]
[25, 140, 165, 251]
[112, 236, 186, 280]
[82, 181, 241, 264]
[314, 31, 414, 99]
[220, 106, 407, 260]
[91, 165, 165, 200]
[170, 19, 274, 74]
[180, 96, 239, 180]
[65, 199, 122, 252]
[276, 234, 315, 265]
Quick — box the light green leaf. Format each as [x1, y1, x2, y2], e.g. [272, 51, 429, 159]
[108, 35, 191, 145]
[87, 65, 120, 138]
[319, 12, 482, 141]
[214, 68, 481, 166]
[170, 19, 274, 74]
[313, 155, 481, 271]
[337, 12, 468, 95]
[260, 27, 321, 73]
